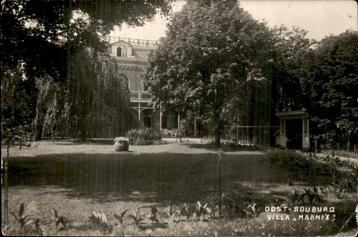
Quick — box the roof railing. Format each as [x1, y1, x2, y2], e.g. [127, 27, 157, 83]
[105, 36, 158, 47]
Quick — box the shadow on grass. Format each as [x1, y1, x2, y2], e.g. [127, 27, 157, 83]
[186, 142, 264, 152]
[5, 151, 358, 236]
[8, 152, 348, 203]
[7, 153, 281, 202]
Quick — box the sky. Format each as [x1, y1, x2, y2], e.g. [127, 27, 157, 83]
[109, 0, 358, 41]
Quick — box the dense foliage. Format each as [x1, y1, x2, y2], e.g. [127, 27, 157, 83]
[1, 0, 173, 81]
[146, 0, 357, 149]
[34, 50, 133, 140]
[1, 0, 356, 148]
[1, 64, 35, 142]
[1, 0, 173, 140]
[145, 1, 275, 147]
[299, 31, 358, 149]
[126, 128, 162, 145]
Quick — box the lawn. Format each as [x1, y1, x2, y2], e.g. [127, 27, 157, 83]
[1, 142, 357, 236]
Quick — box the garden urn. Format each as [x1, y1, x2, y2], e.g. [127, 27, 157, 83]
[114, 137, 129, 151]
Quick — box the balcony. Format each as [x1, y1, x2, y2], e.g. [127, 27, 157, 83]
[130, 91, 152, 103]
[106, 36, 158, 48]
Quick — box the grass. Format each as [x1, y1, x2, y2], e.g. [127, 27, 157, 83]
[2, 147, 357, 236]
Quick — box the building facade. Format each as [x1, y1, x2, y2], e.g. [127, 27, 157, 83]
[109, 37, 179, 134]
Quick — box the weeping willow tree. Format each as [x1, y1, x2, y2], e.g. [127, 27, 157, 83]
[35, 49, 131, 140]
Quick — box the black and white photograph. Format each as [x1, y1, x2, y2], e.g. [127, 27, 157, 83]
[1, 0, 358, 236]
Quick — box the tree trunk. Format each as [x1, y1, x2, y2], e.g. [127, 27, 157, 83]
[80, 129, 86, 141]
[215, 125, 221, 148]
[214, 111, 221, 148]
[34, 114, 44, 140]
[79, 119, 87, 141]
[347, 138, 350, 152]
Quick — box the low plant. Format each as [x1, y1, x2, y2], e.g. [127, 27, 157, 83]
[267, 150, 334, 175]
[128, 208, 145, 226]
[88, 211, 112, 232]
[10, 202, 43, 235]
[54, 208, 71, 229]
[267, 150, 357, 194]
[114, 209, 128, 225]
[126, 128, 161, 145]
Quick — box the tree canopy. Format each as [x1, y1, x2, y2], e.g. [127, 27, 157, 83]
[1, 0, 173, 140]
[1, 0, 173, 81]
[33, 49, 133, 140]
[299, 31, 358, 148]
[145, 1, 276, 147]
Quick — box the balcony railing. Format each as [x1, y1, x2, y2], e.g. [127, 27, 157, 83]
[130, 91, 152, 103]
[106, 36, 158, 48]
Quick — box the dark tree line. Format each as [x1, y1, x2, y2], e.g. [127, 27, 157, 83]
[298, 32, 358, 149]
[145, 1, 357, 148]
[1, 0, 173, 140]
[33, 50, 133, 140]
[145, 1, 314, 147]
[1, 0, 356, 148]
[145, 1, 277, 147]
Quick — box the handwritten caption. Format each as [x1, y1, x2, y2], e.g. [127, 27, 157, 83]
[264, 206, 336, 221]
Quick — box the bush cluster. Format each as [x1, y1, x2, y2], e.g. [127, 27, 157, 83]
[266, 150, 357, 192]
[266, 150, 333, 174]
[126, 128, 161, 145]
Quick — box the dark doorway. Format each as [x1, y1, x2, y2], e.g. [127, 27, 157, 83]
[286, 119, 302, 149]
[144, 116, 151, 128]
[143, 110, 152, 128]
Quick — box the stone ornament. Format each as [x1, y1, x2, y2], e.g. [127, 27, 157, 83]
[114, 137, 129, 151]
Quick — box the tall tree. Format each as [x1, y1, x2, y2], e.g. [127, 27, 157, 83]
[1, 0, 173, 81]
[1, 0, 173, 139]
[34, 49, 132, 140]
[1, 64, 35, 140]
[145, 1, 274, 147]
[299, 31, 358, 148]
[270, 26, 314, 113]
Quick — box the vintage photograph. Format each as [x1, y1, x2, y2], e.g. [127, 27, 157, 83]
[1, 0, 357, 236]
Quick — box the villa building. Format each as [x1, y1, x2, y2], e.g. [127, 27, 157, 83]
[108, 37, 311, 149]
[109, 37, 179, 134]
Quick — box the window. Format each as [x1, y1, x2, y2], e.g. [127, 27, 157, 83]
[116, 47, 122, 57]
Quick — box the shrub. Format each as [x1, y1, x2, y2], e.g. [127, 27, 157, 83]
[266, 150, 334, 174]
[267, 150, 307, 168]
[266, 150, 357, 192]
[126, 128, 161, 145]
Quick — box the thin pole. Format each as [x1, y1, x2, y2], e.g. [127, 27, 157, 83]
[3, 139, 10, 227]
[217, 152, 223, 217]
[138, 91, 141, 127]
[194, 115, 197, 137]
